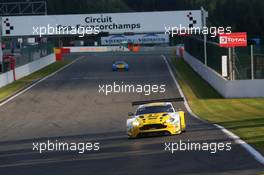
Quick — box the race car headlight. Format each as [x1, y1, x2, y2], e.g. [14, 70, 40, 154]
[132, 120, 140, 127]
[166, 117, 175, 123]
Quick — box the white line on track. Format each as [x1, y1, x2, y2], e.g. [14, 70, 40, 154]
[161, 55, 201, 120]
[0, 56, 83, 107]
[161, 54, 264, 165]
[215, 124, 264, 165]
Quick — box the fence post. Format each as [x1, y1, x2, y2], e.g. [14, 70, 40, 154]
[0, 17, 3, 73]
[251, 45, 254, 80]
[228, 48, 232, 80]
[232, 48, 236, 80]
[201, 7, 208, 66]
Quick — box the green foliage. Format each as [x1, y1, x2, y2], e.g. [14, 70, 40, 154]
[47, 0, 131, 14]
[44, 0, 264, 38]
[123, 0, 264, 38]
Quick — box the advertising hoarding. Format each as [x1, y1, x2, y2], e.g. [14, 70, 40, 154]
[219, 32, 247, 47]
[101, 33, 169, 45]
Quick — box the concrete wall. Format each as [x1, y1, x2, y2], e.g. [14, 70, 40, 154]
[184, 51, 264, 98]
[0, 53, 55, 88]
[64, 46, 130, 52]
[0, 71, 14, 88]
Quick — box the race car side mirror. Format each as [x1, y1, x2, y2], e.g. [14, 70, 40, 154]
[128, 112, 134, 116]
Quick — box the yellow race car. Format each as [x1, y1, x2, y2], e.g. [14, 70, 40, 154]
[127, 98, 186, 138]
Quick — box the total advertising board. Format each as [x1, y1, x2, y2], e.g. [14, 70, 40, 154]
[219, 32, 247, 47]
[1, 10, 202, 36]
[101, 34, 169, 45]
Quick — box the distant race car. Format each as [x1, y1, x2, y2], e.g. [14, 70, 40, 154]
[126, 98, 186, 138]
[112, 61, 129, 71]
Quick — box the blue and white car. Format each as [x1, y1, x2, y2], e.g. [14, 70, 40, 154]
[112, 61, 129, 71]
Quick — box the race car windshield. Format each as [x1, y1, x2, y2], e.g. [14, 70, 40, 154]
[116, 61, 125, 65]
[136, 105, 174, 115]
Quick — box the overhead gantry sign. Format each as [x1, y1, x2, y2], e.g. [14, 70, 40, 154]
[1, 10, 202, 36]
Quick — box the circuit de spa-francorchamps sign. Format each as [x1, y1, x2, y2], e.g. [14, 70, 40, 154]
[1, 10, 202, 36]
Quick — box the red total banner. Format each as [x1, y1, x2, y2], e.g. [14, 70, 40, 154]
[219, 32, 247, 47]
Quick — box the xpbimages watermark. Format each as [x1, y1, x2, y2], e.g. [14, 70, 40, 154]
[98, 82, 166, 96]
[165, 25, 232, 38]
[32, 24, 100, 37]
[32, 140, 100, 154]
[164, 140, 232, 154]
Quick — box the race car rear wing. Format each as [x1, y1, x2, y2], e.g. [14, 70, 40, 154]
[132, 97, 184, 106]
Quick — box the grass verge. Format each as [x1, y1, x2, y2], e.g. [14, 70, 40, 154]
[172, 57, 264, 153]
[0, 60, 71, 101]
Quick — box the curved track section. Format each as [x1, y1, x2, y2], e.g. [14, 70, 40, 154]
[0, 52, 263, 175]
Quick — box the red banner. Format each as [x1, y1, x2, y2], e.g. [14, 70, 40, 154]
[219, 32, 247, 47]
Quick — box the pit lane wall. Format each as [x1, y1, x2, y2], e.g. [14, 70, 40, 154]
[0, 53, 55, 88]
[64, 46, 130, 52]
[183, 51, 264, 98]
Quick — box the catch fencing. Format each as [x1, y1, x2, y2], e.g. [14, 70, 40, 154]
[184, 36, 264, 80]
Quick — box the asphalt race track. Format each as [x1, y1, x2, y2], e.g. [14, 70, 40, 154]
[0, 52, 263, 175]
